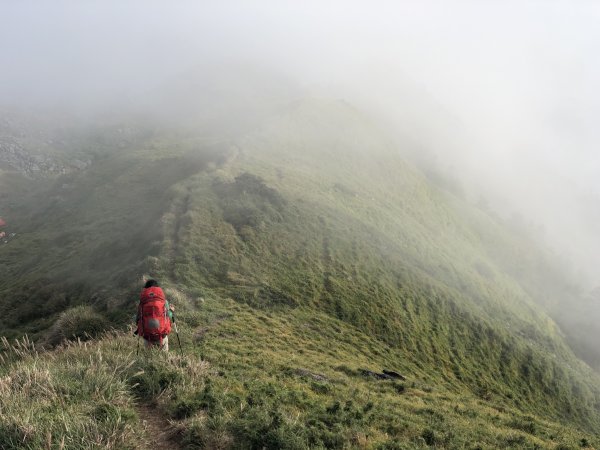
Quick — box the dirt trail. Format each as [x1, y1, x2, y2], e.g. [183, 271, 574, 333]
[135, 403, 182, 450]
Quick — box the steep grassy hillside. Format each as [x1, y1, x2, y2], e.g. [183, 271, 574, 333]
[1, 100, 600, 448]
[155, 99, 600, 426]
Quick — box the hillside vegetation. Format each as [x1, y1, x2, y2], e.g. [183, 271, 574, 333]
[1, 99, 600, 448]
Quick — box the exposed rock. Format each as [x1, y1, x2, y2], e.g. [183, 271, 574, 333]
[70, 159, 90, 170]
[360, 369, 407, 381]
[382, 369, 406, 380]
[0, 137, 90, 176]
[295, 368, 329, 382]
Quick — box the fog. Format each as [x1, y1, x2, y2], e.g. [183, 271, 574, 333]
[2, 1, 600, 286]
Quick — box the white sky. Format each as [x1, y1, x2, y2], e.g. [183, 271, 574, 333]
[2, 0, 600, 284]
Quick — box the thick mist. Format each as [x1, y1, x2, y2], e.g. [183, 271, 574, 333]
[3, 1, 600, 286]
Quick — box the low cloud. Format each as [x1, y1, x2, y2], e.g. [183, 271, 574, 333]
[2, 1, 600, 284]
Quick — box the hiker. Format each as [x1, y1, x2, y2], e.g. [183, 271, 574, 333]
[136, 279, 175, 351]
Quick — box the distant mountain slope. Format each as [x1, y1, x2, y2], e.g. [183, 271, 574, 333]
[1, 99, 600, 446]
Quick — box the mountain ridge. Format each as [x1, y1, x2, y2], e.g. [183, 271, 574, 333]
[1, 98, 600, 448]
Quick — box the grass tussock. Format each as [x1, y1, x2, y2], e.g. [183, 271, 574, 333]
[43, 305, 110, 347]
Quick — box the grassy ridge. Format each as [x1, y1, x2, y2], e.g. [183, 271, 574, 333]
[1, 100, 600, 447]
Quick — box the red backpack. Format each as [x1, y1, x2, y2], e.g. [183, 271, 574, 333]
[137, 286, 171, 344]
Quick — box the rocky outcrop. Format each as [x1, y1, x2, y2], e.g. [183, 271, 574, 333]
[0, 137, 90, 176]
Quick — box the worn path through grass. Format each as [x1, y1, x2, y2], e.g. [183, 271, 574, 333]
[135, 402, 182, 450]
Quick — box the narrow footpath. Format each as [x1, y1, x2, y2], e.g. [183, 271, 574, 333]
[135, 403, 182, 450]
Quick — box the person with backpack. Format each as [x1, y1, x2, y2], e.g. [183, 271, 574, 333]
[136, 279, 174, 351]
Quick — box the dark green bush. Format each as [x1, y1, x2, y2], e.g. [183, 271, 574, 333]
[422, 428, 436, 445]
[92, 402, 136, 424]
[508, 416, 537, 435]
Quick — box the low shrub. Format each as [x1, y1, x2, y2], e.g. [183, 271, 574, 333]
[43, 305, 110, 347]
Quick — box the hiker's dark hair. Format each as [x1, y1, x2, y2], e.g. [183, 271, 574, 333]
[144, 279, 159, 288]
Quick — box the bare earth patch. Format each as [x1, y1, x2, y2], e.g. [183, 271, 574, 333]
[136, 403, 181, 450]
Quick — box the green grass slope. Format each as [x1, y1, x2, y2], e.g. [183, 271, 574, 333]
[2, 297, 599, 449]
[1, 99, 600, 448]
